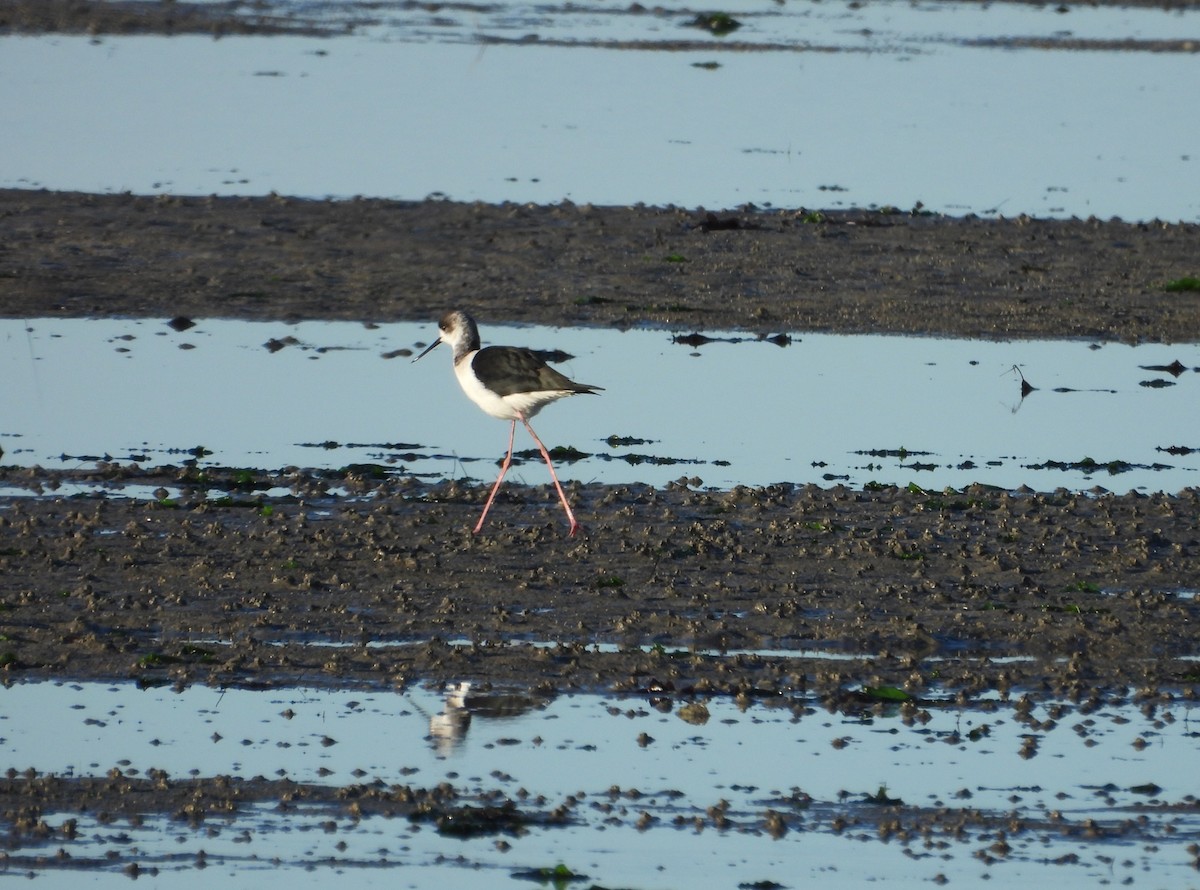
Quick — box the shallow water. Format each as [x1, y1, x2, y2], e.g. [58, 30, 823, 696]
[2, 0, 1199, 219]
[1, 317, 1197, 493]
[2, 680, 1198, 887]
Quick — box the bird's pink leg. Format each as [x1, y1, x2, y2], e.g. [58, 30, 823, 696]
[474, 420, 516, 534]
[521, 417, 581, 536]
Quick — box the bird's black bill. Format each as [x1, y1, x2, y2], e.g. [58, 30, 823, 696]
[412, 338, 442, 362]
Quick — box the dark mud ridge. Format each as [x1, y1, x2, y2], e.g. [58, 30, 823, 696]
[0, 0, 346, 37]
[4, 0, 1200, 38]
[2, 467, 1198, 703]
[2, 190, 1200, 343]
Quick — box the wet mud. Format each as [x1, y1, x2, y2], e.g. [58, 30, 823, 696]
[2, 470, 1198, 698]
[5, 0, 1200, 43]
[0, 0, 344, 37]
[3, 753, 1196, 880]
[3, 190, 1200, 343]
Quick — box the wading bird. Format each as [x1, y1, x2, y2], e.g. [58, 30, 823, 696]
[414, 310, 602, 535]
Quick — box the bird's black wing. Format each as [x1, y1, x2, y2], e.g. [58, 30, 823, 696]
[473, 346, 602, 397]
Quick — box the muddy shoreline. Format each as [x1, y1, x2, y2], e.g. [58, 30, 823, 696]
[4, 190, 1200, 343]
[5, 0, 1200, 40]
[0, 0, 343, 37]
[5, 0, 1200, 41]
[3, 467, 1198, 697]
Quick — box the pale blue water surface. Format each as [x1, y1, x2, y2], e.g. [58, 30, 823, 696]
[1, 0, 1198, 219]
[1, 317, 1197, 493]
[1, 680, 1197, 887]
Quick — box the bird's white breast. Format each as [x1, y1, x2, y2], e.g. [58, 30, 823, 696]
[454, 352, 515, 418]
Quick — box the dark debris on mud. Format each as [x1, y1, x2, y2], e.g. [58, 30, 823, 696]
[2, 465, 1199, 705]
[3, 744, 1199, 879]
[0, 769, 570, 870]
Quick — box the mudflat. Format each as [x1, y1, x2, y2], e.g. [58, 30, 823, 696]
[1, 187, 1198, 701]
[3, 189, 1200, 342]
[1, 466, 1198, 698]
